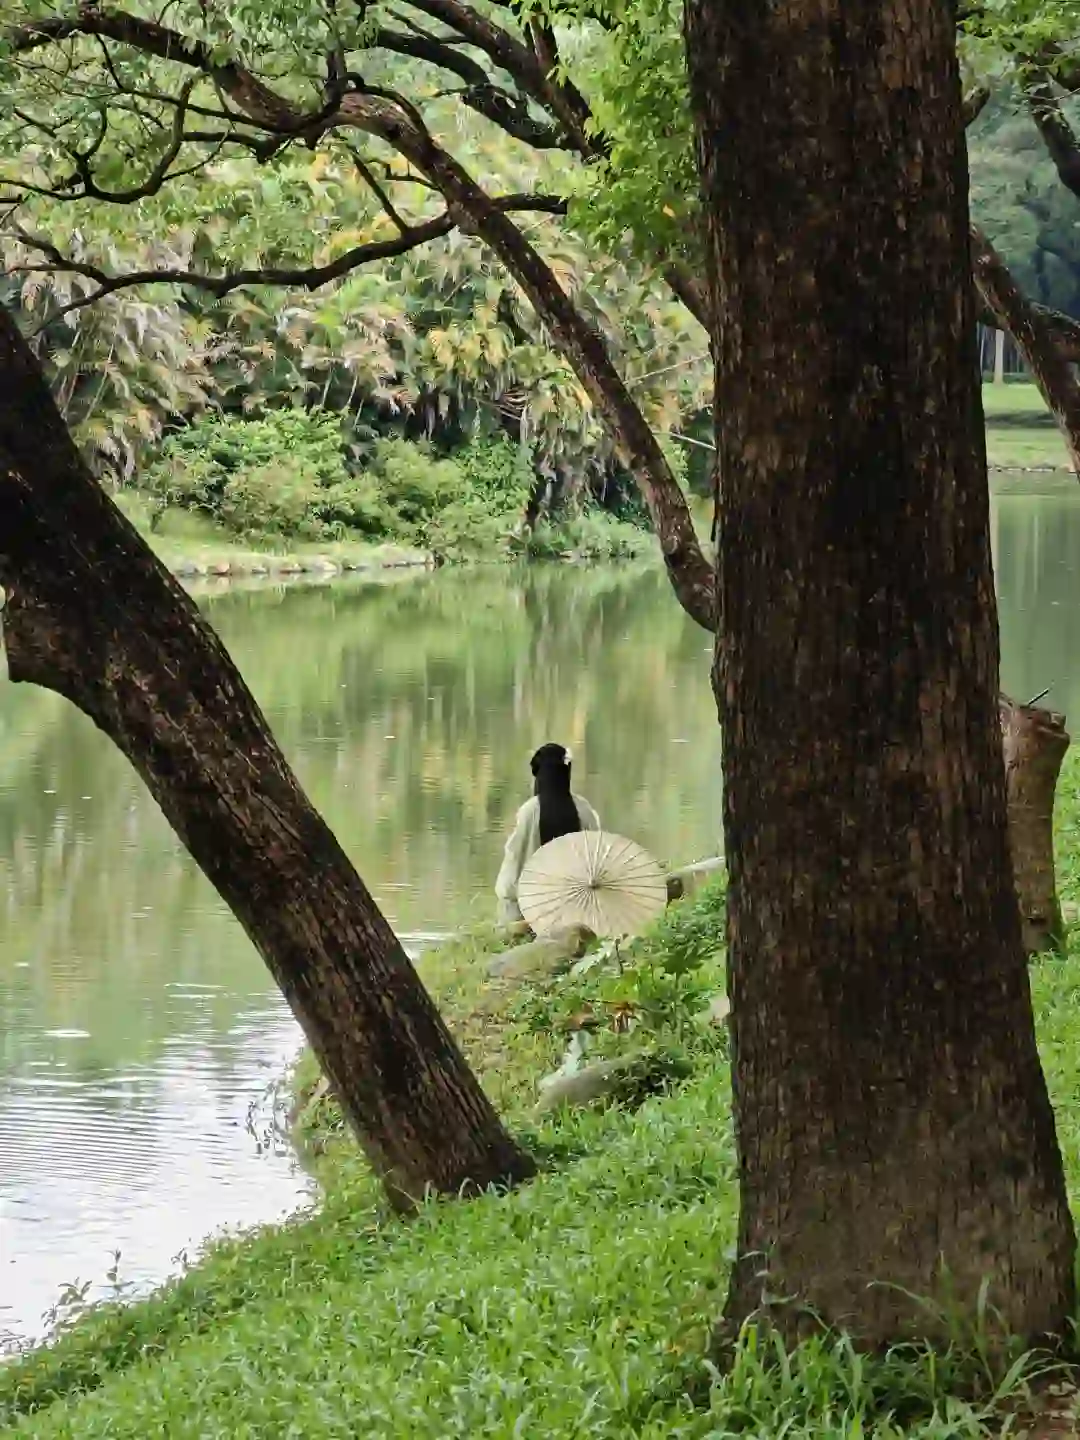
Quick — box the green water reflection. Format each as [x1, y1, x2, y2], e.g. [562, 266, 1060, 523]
[0, 562, 720, 1341]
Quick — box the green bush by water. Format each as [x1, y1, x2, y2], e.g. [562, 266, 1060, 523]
[141, 411, 650, 561]
[7, 816, 1080, 1435]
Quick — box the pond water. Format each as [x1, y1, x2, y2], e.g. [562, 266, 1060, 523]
[0, 560, 723, 1344]
[0, 481, 1077, 1345]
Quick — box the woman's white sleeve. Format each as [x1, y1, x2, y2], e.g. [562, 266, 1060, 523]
[495, 806, 530, 902]
[581, 798, 601, 831]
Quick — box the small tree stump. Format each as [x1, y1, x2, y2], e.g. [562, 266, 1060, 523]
[1001, 695, 1070, 956]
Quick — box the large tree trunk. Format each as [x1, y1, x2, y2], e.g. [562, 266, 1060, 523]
[685, 0, 1075, 1347]
[1001, 696, 1070, 957]
[0, 304, 533, 1210]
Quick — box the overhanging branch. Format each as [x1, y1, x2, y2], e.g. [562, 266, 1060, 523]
[8, 192, 567, 321]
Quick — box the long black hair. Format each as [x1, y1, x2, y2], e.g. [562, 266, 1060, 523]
[531, 742, 582, 845]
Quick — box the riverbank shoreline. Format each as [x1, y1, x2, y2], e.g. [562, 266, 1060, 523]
[114, 486, 664, 583]
[165, 548, 432, 581]
[7, 796, 1080, 1436]
[118, 459, 1064, 586]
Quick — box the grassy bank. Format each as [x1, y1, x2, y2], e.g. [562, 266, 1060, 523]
[114, 491, 657, 579]
[6, 772, 1080, 1435]
[115, 492, 432, 577]
[111, 419, 661, 577]
[983, 382, 1073, 472]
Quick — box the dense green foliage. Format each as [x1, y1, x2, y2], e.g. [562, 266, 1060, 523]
[5, 850, 1080, 1435]
[143, 411, 529, 555]
[136, 408, 659, 560]
[0, 0, 715, 514]
[0, 196, 707, 497]
[1, 0, 1069, 549]
[969, 96, 1080, 315]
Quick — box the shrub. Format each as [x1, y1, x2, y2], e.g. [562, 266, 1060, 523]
[367, 437, 463, 531]
[519, 508, 653, 561]
[141, 410, 655, 561]
[217, 461, 325, 540]
[422, 437, 534, 562]
[144, 410, 351, 539]
[455, 435, 535, 511]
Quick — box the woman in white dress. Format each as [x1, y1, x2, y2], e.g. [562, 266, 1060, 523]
[495, 742, 600, 926]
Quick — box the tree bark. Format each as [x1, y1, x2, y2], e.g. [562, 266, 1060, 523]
[0, 303, 533, 1210]
[685, 0, 1075, 1348]
[971, 226, 1080, 476]
[1001, 697, 1070, 957]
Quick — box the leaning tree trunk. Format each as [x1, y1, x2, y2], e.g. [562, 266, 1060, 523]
[684, 0, 1075, 1347]
[0, 304, 533, 1210]
[1001, 696, 1070, 957]
[338, 96, 717, 632]
[971, 226, 1080, 477]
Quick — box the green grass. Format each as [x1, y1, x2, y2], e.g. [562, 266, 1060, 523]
[112, 493, 429, 573]
[111, 492, 658, 575]
[8, 784, 1080, 1435]
[982, 382, 1074, 472]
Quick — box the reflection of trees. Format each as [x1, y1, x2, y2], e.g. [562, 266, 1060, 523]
[0, 566, 722, 1076]
[251, 564, 721, 872]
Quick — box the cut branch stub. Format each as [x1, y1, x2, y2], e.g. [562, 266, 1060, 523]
[1001, 695, 1070, 956]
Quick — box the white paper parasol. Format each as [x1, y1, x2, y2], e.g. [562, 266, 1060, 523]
[517, 831, 668, 938]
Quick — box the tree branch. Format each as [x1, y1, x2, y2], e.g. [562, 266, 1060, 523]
[12, 10, 309, 133]
[398, 0, 598, 155]
[332, 92, 715, 627]
[962, 84, 990, 127]
[1023, 67, 1080, 200]
[523, 13, 594, 149]
[971, 223, 1080, 475]
[664, 261, 712, 333]
[976, 295, 1080, 366]
[373, 25, 490, 87]
[342, 144, 413, 233]
[8, 5, 709, 624]
[59, 76, 204, 203]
